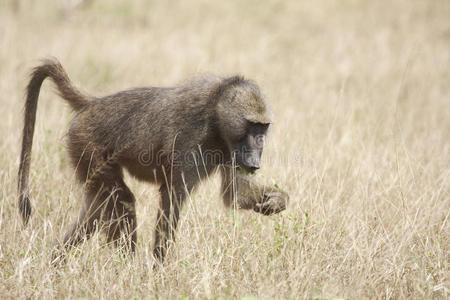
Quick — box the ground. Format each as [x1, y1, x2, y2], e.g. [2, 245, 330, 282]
[0, 0, 448, 299]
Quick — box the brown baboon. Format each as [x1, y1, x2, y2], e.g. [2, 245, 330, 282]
[18, 58, 289, 262]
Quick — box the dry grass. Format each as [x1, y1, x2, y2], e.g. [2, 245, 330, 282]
[0, 0, 449, 298]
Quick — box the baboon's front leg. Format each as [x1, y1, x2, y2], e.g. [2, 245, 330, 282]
[220, 166, 289, 215]
[153, 184, 186, 262]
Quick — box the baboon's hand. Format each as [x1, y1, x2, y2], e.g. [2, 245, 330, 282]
[254, 189, 289, 215]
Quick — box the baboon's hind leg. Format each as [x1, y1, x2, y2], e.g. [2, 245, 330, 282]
[103, 178, 137, 253]
[60, 161, 135, 252]
[61, 180, 111, 250]
[51, 179, 108, 264]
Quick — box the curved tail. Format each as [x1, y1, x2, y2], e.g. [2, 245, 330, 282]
[18, 58, 91, 225]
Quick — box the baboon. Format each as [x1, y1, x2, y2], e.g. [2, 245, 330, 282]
[18, 58, 289, 262]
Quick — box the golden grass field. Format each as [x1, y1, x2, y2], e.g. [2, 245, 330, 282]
[0, 0, 449, 298]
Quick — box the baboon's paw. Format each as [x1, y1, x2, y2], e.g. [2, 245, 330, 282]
[254, 190, 289, 215]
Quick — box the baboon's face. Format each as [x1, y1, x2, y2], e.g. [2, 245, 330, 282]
[231, 121, 270, 173]
[216, 83, 272, 172]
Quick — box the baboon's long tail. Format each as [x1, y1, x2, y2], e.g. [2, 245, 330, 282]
[18, 58, 91, 225]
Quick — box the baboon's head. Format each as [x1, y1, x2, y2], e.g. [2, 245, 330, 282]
[215, 77, 272, 173]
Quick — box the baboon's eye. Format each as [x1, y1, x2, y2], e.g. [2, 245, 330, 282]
[259, 122, 270, 131]
[246, 120, 270, 134]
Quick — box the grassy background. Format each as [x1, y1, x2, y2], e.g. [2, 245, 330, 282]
[0, 0, 448, 298]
